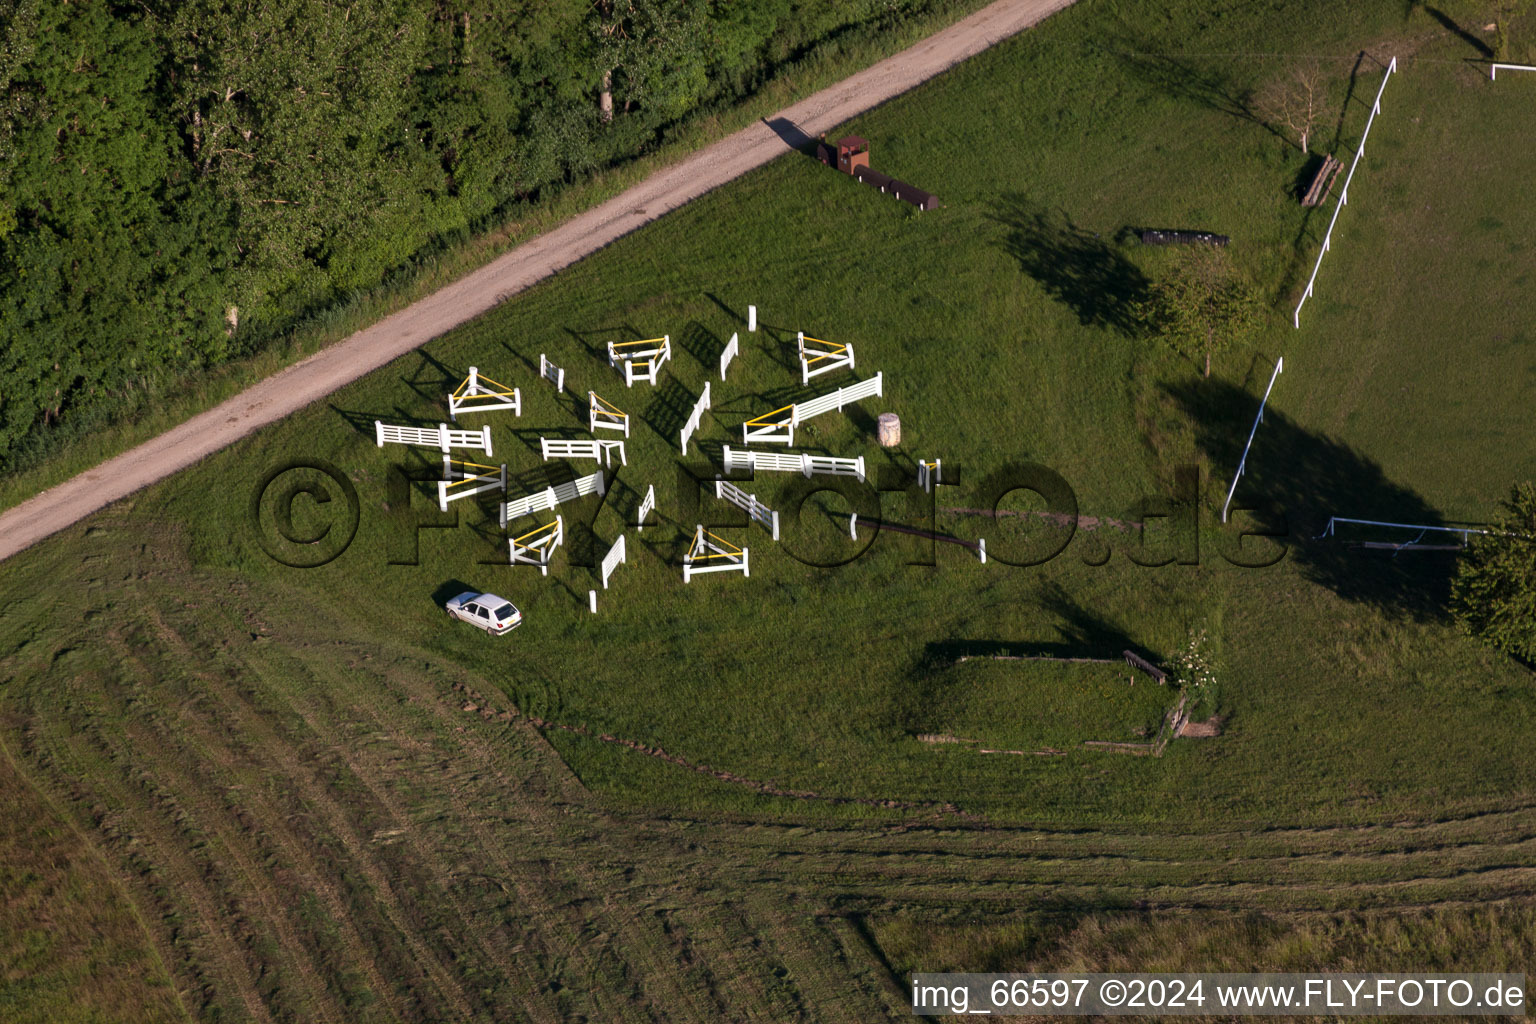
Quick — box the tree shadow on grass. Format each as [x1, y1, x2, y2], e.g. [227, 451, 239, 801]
[1164, 377, 1456, 621]
[1118, 50, 1285, 145]
[990, 196, 1150, 336]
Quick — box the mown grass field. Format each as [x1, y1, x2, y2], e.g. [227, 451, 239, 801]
[4, 0, 1536, 1019]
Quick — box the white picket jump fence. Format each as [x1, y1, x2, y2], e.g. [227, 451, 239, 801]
[792, 372, 883, 425]
[679, 380, 712, 455]
[1491, 62, 1536, 79]
[599, 534, 627, 589]
[447, 367, 521, 421]
[721, 445, 865, 482]
[588, 391, 630, 437]
[509, 515, 563, 576]
[540, 437, 626, 467]
[637, 484, 655, 531]
[715, 478, 780, 540]
[1294, 57, 1397, 328]
[719, 332, 739, 381]
[682, 525, 749, 582]
[499, 470, 606, 527]
[436, 457, 507, 512]
[918, 458, 941, 493]
[539, 353, 565, 392]
[608, 336, 671, 387]
[375, 420, 493, 457]
[797, 332, 856, 385]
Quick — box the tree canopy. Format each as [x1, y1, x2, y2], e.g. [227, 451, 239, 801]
[1451, 482, 1536, 664]
[1135, 246, 1264, 378]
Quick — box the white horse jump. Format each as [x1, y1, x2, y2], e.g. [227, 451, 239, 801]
[918, 458, 941, 493]
[683, 525, 749, 582]
[721, 445, 865, 482]
[797, 332, 855, 385]
[499, 470, 606, 527]
[437, 457, 507, 512]
[375, 420, 493, 457]
[739, 372, 884, 446]
[719, 332, 739, 381]
[600, 534, 627, 589]
[637, 484, 655, 531]
[540, 437, 626, 467]
[679, 380, 712, 455]
[609, 336, 671, 387]
[539, 353, 565, 392]
[589, 391, 630, 437]
[447, 367, 520, 421]
[509, 515, 563, 576]
[715, 478, 779, 540]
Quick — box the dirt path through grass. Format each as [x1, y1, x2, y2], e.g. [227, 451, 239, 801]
[0, 0, 1076, 565]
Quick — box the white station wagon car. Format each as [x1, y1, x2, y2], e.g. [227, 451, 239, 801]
[445, 591, 522, 635]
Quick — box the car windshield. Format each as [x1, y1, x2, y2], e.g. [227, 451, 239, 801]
[494, 604, 516, 620]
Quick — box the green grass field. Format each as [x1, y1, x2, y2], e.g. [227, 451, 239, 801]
[5, 0, 1536, 1018]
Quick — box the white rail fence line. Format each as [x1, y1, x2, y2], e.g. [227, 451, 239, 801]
[682, 525, 749, 582]
[539, 353, 565, 392]
[375, 420, 493, 457]
[678, 380, 712, 455]
[509, 515, 563, 576]
[797, 332, 856, 384]
[721, 445, 866, 482]
[637, 484, 655, 531]
[719, 332, 739, 381]
[540, 437, 626, 467]
[608, 336, 671, 387]
[436, 457, 507, 512]
[1315, 516, 1508, 545]
[1294, 56, 1397, 329]
[1491, 62, 1536, 79]
[738, 371, 885, 446]
[589, 391, 630, 437]
[917, 458, 942, 493]
[499, 470, 606, 527]
[714, 479, 780, 540]
[599, 534, 627, 589]
[1221, 357, 1284, 523]
[447, 366, 521, 421]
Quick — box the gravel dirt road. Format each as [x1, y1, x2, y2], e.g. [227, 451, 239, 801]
[0, 0, 1075, 564]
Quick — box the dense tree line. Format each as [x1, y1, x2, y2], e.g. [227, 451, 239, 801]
[0, 0, 956, 471]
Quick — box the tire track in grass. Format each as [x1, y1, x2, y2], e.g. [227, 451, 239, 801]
[11, 688, 280, 1024]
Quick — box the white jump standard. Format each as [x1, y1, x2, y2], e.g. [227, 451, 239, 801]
[509, 516, 564, 576]
[589, 391, 630, 437]
[679, 381, 712, 455]
[375, 420, 493, 457]
[447, 367, 521, 421]
[918, 458, 942, 493]
[719, 332, 739, 381]
[599, 534, 627, 589]
[539, 353, 565, 392]
[608, 336, 671, 387]
[682, 525, 749, 582]
[636, 484, 656, 531]
[437, 457, 507, 512]
[797, 332, 855, 384]
[715, 479, 780, 540]
[540, 437, 626, 467]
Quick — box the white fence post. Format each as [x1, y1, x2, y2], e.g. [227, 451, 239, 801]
[748, 305, 757, 332]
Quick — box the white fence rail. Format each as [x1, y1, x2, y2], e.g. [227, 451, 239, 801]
[375, 420, 493, 457]
[1221, 357, 1283, 523]
[722, 445, 865, 482]
[797, 332, 856, 385]
[679, 380, 712, 455]
[1491, 62, 1536, 79]
[539, 353, 565, 392]
[793, 371, 883, 424]
[608, 336, 671, 387]
[637, 484, 655, 531]
[499, 470, 606, 527]
[509, 515, 563, 576]
[447, 367, 520, 420]
[682, 525, 749, 582]
[719, 332, 739, 381]
[1294, 56, 1397, 328]
[540, 437, 626, 467]
[715, 479, 779, 540]
[600, 534, 627, 589]
[436, 457, 506, 512]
